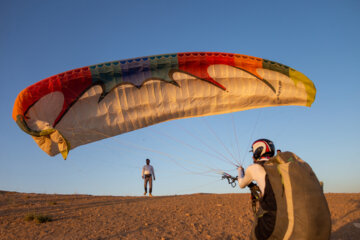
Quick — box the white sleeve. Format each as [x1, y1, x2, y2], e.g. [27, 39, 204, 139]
[151, 166, 155, 178]
[238, 166, 254, 189]
[141, 166, 145, 177]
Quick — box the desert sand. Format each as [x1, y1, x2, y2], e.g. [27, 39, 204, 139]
[0, 191, 359, 240]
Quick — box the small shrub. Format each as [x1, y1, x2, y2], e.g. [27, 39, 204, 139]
[35, 214, 52, 224]
[24, 213, 52, 223]
[24, 213, 35, 221]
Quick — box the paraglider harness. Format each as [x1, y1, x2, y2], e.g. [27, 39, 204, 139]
[221, 172, 261, 214]
[248, 182, 261, 214]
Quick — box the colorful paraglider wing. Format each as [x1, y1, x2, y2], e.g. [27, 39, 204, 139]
[12, 52, 316, 159]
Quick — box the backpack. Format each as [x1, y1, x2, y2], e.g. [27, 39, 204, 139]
[253, 151, 331, 240]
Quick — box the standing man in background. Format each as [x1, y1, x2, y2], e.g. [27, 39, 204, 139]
[142, 158, 155, 197]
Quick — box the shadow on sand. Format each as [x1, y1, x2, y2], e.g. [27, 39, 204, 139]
[331, 217, 360, 240]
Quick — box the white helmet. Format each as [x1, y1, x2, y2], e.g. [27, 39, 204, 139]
[251, 139, 275, 160]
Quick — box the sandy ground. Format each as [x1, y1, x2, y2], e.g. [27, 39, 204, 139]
[0, 191, 359, 240]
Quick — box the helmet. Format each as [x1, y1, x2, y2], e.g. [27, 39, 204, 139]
[251, 139, 275, 160]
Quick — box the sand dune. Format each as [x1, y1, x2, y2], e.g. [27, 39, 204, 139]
[0, 191, 359, 240]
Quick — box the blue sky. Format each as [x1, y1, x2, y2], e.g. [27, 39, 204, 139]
[1, 0, 359, 196]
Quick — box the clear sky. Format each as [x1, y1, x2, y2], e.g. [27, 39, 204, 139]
[1, 0, 359, 196]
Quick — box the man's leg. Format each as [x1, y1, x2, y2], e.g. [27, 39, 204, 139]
[149, 177, 153, 194]
[144, 177, 148, 195]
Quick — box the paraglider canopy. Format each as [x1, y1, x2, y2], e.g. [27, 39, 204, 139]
[12, 52, 316, 159]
